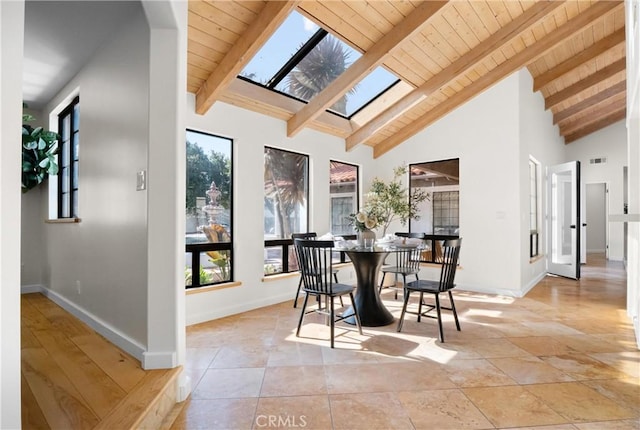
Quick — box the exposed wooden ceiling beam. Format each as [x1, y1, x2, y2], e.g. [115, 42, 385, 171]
[345, 0, 565, 151]
[533, 28, 626, 92]
[286, 1, 448, 138]
[221, 78, 353, 137]
[194, 1, 299, 115]
[553, 81, 626, 124]
[564, 108, 626, 144]
[559, 97, 626, 135]
[545, 58, 626, 110]
[373, 0, 621, 158]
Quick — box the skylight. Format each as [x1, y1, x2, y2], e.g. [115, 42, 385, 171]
[239, 11, 400, 119]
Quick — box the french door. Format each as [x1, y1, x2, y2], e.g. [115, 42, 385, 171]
[547, 161, 581, 280]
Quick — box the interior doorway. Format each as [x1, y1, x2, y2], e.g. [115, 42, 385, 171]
[585, 182, 609, 261]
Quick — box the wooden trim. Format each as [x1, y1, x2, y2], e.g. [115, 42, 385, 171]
[373, 0, 621, 158]
[564, 108, 626, 144]
[553, 81, 626, 124]
[195, 1, 299, 115]
[221, 78, 353, 136]
[185, 281, 242, 295]
[286, 1, 447, 137]
[346, 0, 565, 151]
[533, 28, 626, 92]
[45, 218, 81, 224]
[559, 97, 626, 135]
[262, 272, 298, 283]
[545, 58, 626, 110]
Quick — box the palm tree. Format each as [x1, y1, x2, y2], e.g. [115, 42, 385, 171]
[284, 35, 355, 115]
[264, 148, 308, 238]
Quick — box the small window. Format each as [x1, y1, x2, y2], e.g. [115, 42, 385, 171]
[330, 161, 359, 235]
[529, 158, 540, 258]
[57, 96, 79, 218]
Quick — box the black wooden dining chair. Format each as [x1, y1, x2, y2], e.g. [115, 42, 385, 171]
[294, 239, 362, 348]
[291, 232, 341, 308]
[397, 238, 462, 342]
[378, 232, 424, 300]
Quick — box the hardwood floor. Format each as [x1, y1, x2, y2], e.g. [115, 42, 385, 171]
[173, 253, 639, 429]
[21, 293, 180, 429]
[21, 254, 638, 429]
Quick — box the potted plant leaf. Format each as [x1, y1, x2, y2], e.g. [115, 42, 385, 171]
[22, 106, 59, 192]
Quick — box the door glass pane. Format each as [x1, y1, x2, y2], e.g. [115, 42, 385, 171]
[551, 169, 573, 265]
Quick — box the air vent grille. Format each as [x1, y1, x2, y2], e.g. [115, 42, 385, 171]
[589, 157, 607, 164]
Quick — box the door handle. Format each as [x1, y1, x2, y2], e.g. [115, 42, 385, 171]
[570, 225, 576, 229]
[582, 223, 587, 227]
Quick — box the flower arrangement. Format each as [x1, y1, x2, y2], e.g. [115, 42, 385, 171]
[358, 164, 430, 236]
[347, 210, 379, 232]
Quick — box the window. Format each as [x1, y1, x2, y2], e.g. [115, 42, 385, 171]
[264, 147, 309, 275]
[433, 191, 459, 235]
[409, 159, 460, 235]
[409, 159, 460, 263]
[184, 130, 233, 288]
[240, 11, 399, 118]
[529, 158, 540, 258]
[330, 161, 358, 235]
[57, 96, 79, 218]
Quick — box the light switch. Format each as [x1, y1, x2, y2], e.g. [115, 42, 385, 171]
[137, 170, 147, 191]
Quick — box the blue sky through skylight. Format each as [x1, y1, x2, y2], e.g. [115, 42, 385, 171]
[240, 11, 399, 118]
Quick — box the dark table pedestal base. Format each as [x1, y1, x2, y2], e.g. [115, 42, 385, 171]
[344, 250, 394, 326]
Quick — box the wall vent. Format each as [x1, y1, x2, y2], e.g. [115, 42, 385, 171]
[589, 157, 607, 164]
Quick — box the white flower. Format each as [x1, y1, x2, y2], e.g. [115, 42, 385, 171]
[364, 217, 376, 230]
[356, 212, 366, 223]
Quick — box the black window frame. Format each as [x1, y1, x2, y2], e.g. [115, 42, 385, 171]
[263, 146, 309, 276]
[329, 160, 360, 236]
[57, 95, 80, 218]
[184, 129, 234, 289]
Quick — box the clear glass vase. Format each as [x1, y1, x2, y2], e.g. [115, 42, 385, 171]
[357, 229, 376, 248]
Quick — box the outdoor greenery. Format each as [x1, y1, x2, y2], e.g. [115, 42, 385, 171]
[186, 140, 230, 212]
[284, 36, 355, 115]
[21, 108, 59, 193]
[361, 165, 430, 236]
[264, 148, 307, 238]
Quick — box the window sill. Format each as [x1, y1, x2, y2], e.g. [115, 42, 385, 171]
[45, 218, 81, 224]
[185, 281, 242, 295]
[529, 254, 544, 264]
[262, 272, 298, 283]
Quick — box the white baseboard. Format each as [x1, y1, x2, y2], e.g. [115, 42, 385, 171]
[521, 272, 547, 297]
[143, 351, 177, 369]
[186, 292, 293, 326]
[21, 284, 45, 294]
[456, 283, 525, 298]
[31, 286, 146, 362]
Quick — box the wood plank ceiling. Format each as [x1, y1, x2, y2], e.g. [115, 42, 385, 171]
[188, 1, 626, 157]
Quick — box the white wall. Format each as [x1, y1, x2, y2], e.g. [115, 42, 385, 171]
[21, 108, 47, 287]
[564, 121, 627, 261]
[185, 97, 373, 324]
[375, 73, 523, 296]
[625, 0, 640, 346]
[41, 5, 150, 355]
[0, 1, 25, 427]
[517, 70, 566, 291]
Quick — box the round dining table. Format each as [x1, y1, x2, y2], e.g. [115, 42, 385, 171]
[341, 244, 397, 327]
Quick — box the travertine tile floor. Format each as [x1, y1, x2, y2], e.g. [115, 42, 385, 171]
[172, 254, 639, 429]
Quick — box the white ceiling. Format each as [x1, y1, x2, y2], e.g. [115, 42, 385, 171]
[23, 1, 140, 110]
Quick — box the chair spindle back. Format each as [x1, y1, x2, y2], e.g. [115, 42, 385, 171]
[438, 238, 462, 292]
[294, 239, 336, 295]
